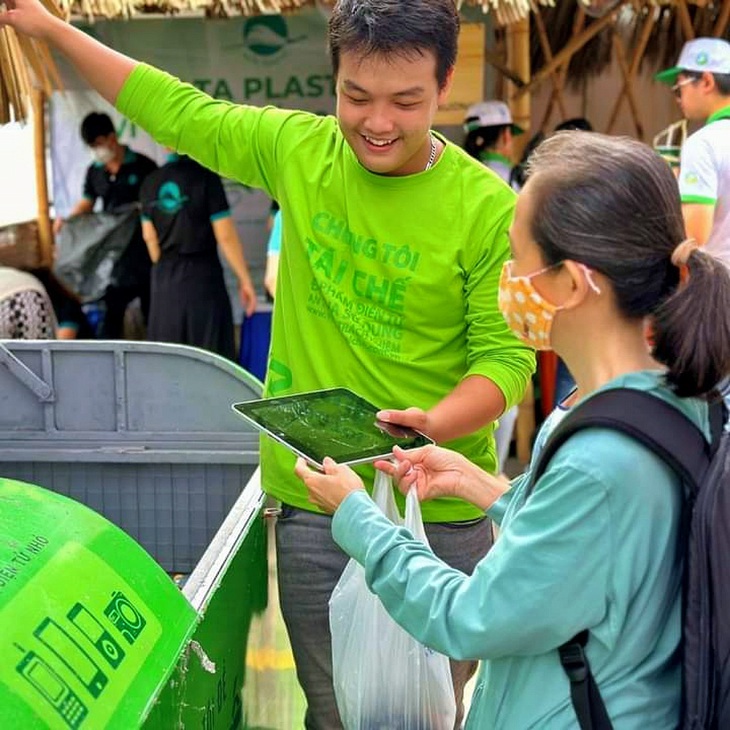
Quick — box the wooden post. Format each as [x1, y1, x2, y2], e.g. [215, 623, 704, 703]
[507, 16, 531, 160]
[612, 31, 644, 140]
[507, 15, 535, 462]
[676, 0, 696, 41]
[714, 0, 730, 38]
[605, 7, 655, 135]
[32, 88, 54, 268]
[531, 2, 567, 128]
[513, 8, 619, 101]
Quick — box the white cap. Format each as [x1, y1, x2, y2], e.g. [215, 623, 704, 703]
[656, 37, 730, 84]
[463, 101, 524, 134]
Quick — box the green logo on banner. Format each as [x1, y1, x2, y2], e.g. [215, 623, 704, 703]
[242, 16, 305, 59]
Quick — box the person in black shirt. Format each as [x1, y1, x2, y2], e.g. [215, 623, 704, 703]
[56, 112, 157, 339]
[140, 153, 256, 360]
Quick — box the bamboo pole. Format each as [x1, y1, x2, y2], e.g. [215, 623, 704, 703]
[507, 15, 531, 159]
[558, 8, 586, 89]
[606, 6, 656, 134]
[0, 28, 26, 122]
[32, 89, 54, 267]
[531, 2, 567, 128]
[16, 35, 54, 98]
[506, 13, 535, 458]
[0, 64, 7, 125]
[485, 49, 528, 89]
[714, 0, 730, 37]
[0, 0, 63, 122]
[540, 7, 586, 131]
[676, 0, 696, 40]
[612, 30, 644, 139]
[513, 8, 620, 101]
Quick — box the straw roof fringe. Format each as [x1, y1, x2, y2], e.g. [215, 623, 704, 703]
[54, 0, 556, 22]
[0, 0, 64, 123]
[531, 0, 730, 88]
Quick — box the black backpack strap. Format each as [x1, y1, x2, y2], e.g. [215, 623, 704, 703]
[526, 387, 710, 499]
[526, 387, 713, 729]
[559, 632, 614, 730]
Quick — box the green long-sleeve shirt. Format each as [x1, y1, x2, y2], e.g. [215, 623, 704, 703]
[117, 65, 535, 521]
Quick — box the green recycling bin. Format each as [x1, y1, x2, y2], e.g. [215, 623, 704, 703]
[0, 475, 267, 730]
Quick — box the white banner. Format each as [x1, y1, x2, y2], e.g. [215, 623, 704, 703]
[50, 11, 336, 320]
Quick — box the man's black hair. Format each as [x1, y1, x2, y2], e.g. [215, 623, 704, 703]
[80, 112, 115, 146]
[328, 0, 459, 88]
[554, 117, 593, 133]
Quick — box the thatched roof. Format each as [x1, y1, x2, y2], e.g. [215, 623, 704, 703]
[2, 0, 728, 124]
[58, 0, 552, 24]
[532, 0, 730, 88]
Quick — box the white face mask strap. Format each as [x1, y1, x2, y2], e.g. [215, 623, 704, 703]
[507, 261, 557, 282]
[508, 260, 601, 295]
[580, 264, 602, 295]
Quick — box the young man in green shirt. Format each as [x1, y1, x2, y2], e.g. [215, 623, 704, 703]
[1, 0, 535, 725]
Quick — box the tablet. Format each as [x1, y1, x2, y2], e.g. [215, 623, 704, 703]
[232, 387, 434, 469]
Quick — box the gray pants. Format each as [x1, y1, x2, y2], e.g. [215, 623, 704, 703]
[276, 504, 493, 730]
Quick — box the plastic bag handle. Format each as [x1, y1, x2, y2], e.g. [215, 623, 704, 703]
[372, 470, 403, 526]
[405, 486, 431, 547]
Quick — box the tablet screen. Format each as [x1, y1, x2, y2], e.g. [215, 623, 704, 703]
[232, 387, 433, 467]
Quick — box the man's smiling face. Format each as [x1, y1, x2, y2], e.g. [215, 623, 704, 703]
[336, 49, 452, 176]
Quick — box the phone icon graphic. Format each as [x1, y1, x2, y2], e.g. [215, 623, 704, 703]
[16, 651, 88, 729]
[104, 591, 146, 645]
[68, 603, 125, 669]
[34, 618, 108, 698]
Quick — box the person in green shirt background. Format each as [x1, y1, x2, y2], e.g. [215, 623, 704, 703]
[1, 0, 535, 726]
[462, 99, 522, 189]
[297, 132, 730, 728]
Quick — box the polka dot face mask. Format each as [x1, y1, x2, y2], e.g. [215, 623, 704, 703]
[498, 260, 601, 350]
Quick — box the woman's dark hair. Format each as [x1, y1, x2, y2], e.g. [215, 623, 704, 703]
[526, 131, 730, 398]
[80, 112, 115, 146]
[328, 0, 459, 89]
[463, 126, 508, 160]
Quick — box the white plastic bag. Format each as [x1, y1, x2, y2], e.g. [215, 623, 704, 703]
[329, 472, 457, 730]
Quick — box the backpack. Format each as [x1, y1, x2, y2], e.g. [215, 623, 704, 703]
[524, 387, 728, 730]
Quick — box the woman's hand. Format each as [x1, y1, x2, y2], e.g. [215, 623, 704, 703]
[374, 445, 472, 502]
[294, 457, 366, 514]
[375, 445, 508, 511]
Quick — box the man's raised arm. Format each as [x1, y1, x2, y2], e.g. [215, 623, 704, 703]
[0, 0, 136, 104]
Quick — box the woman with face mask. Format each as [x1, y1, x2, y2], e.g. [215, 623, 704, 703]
[295, 132, 730, 728]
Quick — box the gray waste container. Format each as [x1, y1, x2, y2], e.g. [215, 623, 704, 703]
[0, 340, 263, 573]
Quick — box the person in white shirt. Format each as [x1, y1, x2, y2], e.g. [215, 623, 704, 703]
[463, 101, 523, 189]
[657, 37, 730, 265]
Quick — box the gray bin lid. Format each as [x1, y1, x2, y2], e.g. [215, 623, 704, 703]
[0, 341, 263, 464]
